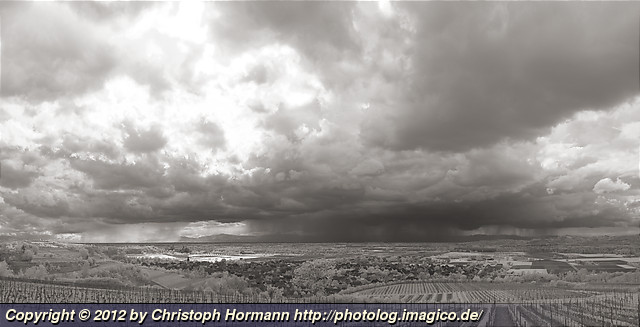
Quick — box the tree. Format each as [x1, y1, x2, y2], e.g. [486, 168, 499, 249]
[292, 259, 337, 296]
[21, 249, 34, 262]
[0, 261, 13, 277]
[208, 273, 249, 295]
[79, 248, 89, 260]
[261, 286, 284, 301]
[81, 261, 90, 278]
[23, 265, 48, 280]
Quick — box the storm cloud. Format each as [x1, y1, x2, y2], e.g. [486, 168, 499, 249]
[0, 2, 638, 242]
[364, 2, 639, 152]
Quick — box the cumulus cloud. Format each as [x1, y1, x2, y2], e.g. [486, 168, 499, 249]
[593, 178, 631, 194]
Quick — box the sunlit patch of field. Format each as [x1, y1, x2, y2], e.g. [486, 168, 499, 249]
[140, 268, 193, 289]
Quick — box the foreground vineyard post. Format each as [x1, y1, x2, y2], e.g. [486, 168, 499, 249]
[610, 295, 614, 327]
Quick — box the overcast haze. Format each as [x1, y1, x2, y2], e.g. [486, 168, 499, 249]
[0, 2, 639, 242]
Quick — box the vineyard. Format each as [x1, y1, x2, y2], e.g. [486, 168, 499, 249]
[348, 282, 640, 326]
[0, 277, 241, 303]
[347, 282, 598, 303]
[494, 293, 640, 327]
[0, 277, 367, 304]
[3, 277, 640, 325]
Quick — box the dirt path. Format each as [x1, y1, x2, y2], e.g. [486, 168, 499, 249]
[491, 306, 516, 327]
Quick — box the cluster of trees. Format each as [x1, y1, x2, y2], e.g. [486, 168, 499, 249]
[69, 263, 152, 288]
[0, 242, 40, 263]
[168, 245, 192, 254]
[561, 269, 640, 284]
[143, 256, 510, 297]
[0, 261, 50, 280]
[289, 258, 506, 296]
[488, 268, 640, 285]
[0, 243, 49, 279]
[0, 242, 158, 289]
[144, 259, 297, 291]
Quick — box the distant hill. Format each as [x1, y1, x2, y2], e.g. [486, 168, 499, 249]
[178, 233, 313, 243]
[175, 233, 535, 243]
[178, 233, 326, 243]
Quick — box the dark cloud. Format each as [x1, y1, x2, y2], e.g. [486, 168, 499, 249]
[197, 120, 226, 150]
[61, 134, 120, 159]
[12, 200, 69, 220]
[123, 124, 168, 153]
[210, 2, 359, 59]
[1, 2, 118, 101]
[70, 157, 164, 191]
[450, 146, 538, 189]
[245, 188, 635, 242]
[365, 2, 639, 152]
[0, 162, 39, 189]
[207, 1, 363, 90]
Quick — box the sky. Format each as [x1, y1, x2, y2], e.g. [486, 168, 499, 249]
[0, 2, 639, 243]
